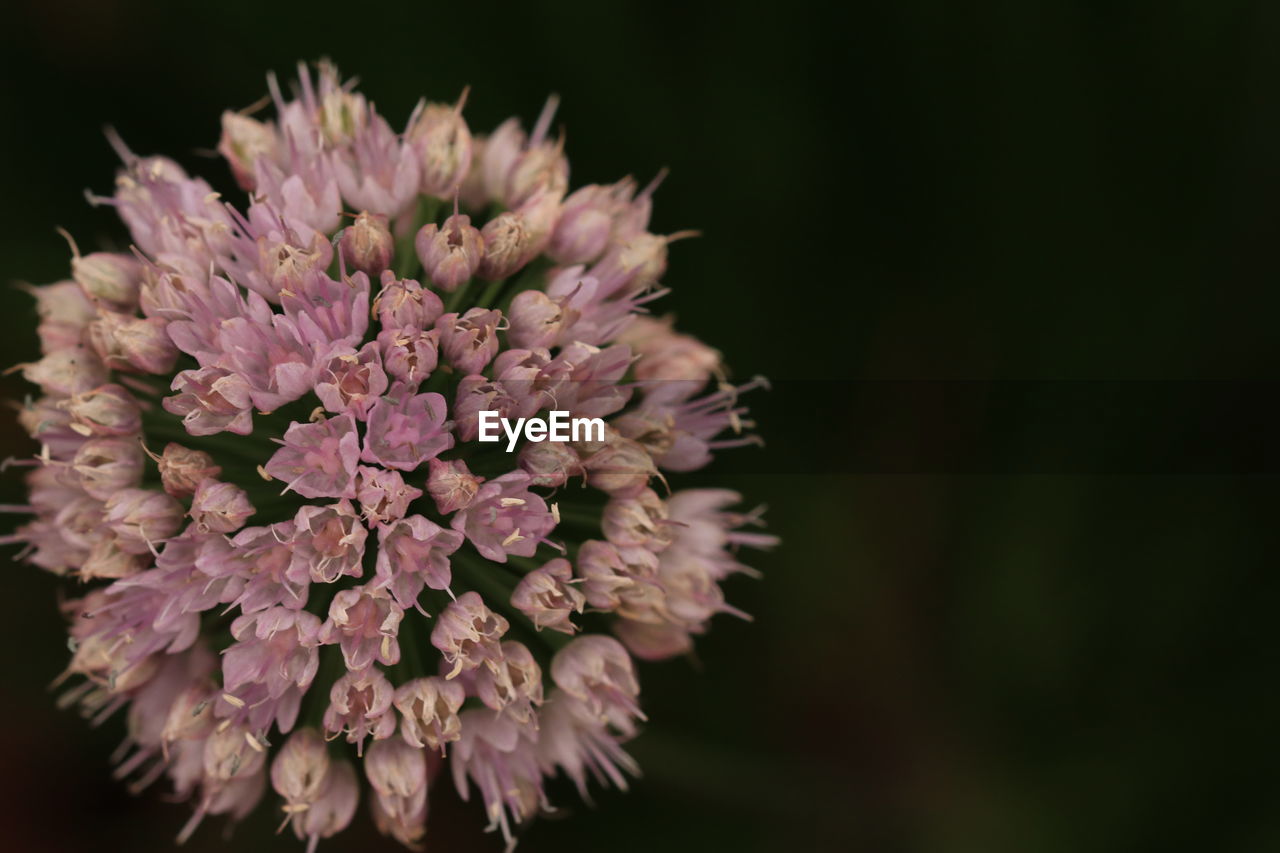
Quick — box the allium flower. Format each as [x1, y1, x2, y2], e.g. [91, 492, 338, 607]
[5, 61, 776, 850]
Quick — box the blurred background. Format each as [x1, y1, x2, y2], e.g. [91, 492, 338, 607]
[1, 1, 1278, 851]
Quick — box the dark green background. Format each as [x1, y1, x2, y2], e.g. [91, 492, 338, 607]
[1, 1, 1277, 851]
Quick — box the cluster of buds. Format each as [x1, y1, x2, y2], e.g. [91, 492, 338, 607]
[5, 61, 776, 850]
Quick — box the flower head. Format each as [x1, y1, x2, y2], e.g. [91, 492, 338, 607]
[8, 61, 773, 851]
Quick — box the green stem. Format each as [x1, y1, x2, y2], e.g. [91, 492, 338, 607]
[474, 276, 508, 310]
[395, 195, 443, 279]
[442, 278, 475, 314]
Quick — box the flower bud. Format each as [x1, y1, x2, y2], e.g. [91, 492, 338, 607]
[114, 315, 180, 374]
[415, 214, 484, 292]
[155, 442, 221, 498]
[506, 289, 564, 350]
[373, 272, 443, 331]
[611, 410, 677, 458]
[190, 479, 256, 534]
[364, 735, 427, 800]
[409, 96, 473, 197]
[618, 315, 721, 385]
[72, 436, 145, 500]
[339, 211, 394, 276]
[90, 311, 177, 373]
[514, 186, 563, 258]
[583, 437, 661, 497]
[591, 230, 689, 298]
[22, 346, 108, 396]
[218, 111, 278, 191]
[517, 440, 582, 488]
[425, 458, 482, 514]
[162, 683, 217, 747]
[271, 727, 331, 805]
[72, 251, 143, 308]
[63, 384, 142, 437]
[506, 140, 568, 209]
[81, 536, 147, 580]
[290, 760, 359, 848]
[476, 212, 532, 281]
[104, 487, 184, 554]
[393, 676, 464, 752]
[547, 182, 629, 265]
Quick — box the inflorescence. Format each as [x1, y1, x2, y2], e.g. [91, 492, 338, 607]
[4, 61, 776, 851]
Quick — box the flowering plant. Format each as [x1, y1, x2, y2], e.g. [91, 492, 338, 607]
[5, 61, 775, 850]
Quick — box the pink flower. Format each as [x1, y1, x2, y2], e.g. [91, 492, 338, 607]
[374, 515, 463, 610]
[365, 737, 429, 847]
[550, 635, 643, 732]
[220, 607, 322, 734]
[314, 342, 389, 418]
[373, 272, 443, 331]
[430, 591, 508, 678]
[291, 499, 367, 583]
[449, 709, 546, 848]
[415, 212, 484, 292]
[265, 414, 361, 499]
[424, 458, 483, 515]
[164, 367, 255, 436]
[218, 521, 311, 613]
[320, 584, 404, 671]
[511, 558, 586, 634]
[355, 466, 422, 525]
[450, 471, 555, 562]
[435, 308, 503, 375]
[189, 480, 256, 534]
[536, 688, 639, 800]
[323, 668, 397, 753]
[394, 676, 465, 753]
[287, 760, 359, 851]
[9, 61, 775, 852]
[359, 386, 453, 471]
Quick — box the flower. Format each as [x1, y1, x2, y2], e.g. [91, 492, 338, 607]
[6, 61, 774, 850]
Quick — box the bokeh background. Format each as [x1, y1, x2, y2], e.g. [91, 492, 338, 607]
[1, 1, 1278, 851]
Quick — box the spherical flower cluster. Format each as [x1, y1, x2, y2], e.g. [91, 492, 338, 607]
[5, 61, 776, 850]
